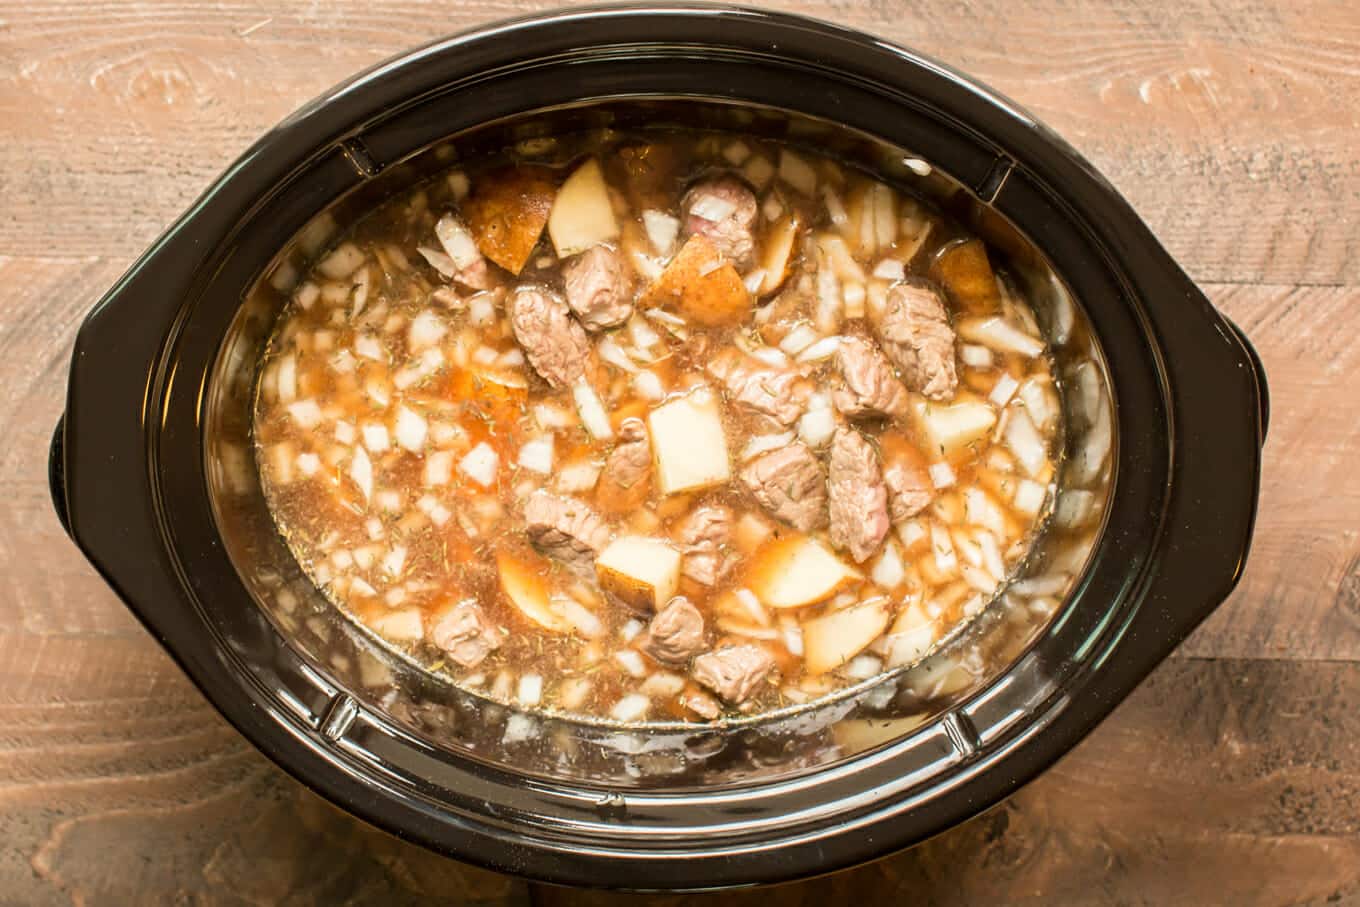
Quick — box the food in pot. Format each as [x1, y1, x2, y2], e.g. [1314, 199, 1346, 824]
[252, 129, 1063, 722]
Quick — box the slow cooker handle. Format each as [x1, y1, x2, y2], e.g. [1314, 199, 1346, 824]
[48, 414, 72, 539]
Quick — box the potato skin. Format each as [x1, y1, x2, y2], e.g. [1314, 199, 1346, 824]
[638, 234, 750, 326]
[462, 166, 557, 275]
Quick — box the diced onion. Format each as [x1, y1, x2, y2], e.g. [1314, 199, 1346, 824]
[468, 295, 496, 325]
[458, 442, 499, 488]
[742, 155, 774, 188]
[796, 335, 842, 363]
[424, 450, 454, 486]
[354, 334, 384, 361]
[735, 588, 772, 626]
[1004, 407, 1048, 477]
[361, 423, 389, 452]
[502, 713, 537, 744]
[296, 452, 321, 477]
[628, 315, 662, 350]
[620, 618, 645, 642]
[740, 431, 796, 461]
[823, 187, 849, 228]
[555, 597, 604, 639]
[408, 310, 447, 352]
[471, 345, 499, 366]
[1018, 377, 1059, 431]
[376, 490, 402, 512]
[843, 654, 883, 681]
[1055, 489, 1097, 529]
[779, 323, 821, 356]
[1012, 572, 1072, 598]
[778, 149, 818, 195]
[780, 619, 804, 656]
[641, 209, 680, 256]
[286, 400, 322, 429]
[1013, 478, 1047, 516]
[435, 214, 480, 269]
[929, 462, 956, 489]
[555, 460, 601, 493]
[960, 344, 993, 368]
[349, 447, 373, 500]
[747, 345, 790, 368]
[762, 194, 784, 222]
[614, 649, 647, 678]
[572, 380, 613, 441]
[743, 269, 767, 294]
[689, 193, 737, 223]
[870, 541, 906, 589]
[598, 337, 639, 373]
[517, 437, 554, 474]
[276, 354, 297, 404]
[382, 544, 407, 576]
[294, 281, 320, 310]
[722, 139, 751, 165]
[872, 258, 906, 281]
[842, 280, 866, 318]
[798, 406, 837, 448]
[930, 523, 958, 575]
[394, 406, 427, 452]
[958, 316, 1046, 358]
[317, 242, 365, 280]
[447, 171, 470, 201]
[633, 370, 665, 401]
[990, 373, 1020, 407]
[517, 674, 543, 707]
[611, 693, 650, 722]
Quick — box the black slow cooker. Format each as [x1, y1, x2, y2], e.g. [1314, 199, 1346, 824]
[49, 4, 1267, 890]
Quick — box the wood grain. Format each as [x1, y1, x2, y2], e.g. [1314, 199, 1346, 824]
[2, 0, 1358, 903]
[1, 0, 1357, 284]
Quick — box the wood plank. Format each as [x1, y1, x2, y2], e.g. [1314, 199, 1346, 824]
[531, 657, 1360, 906]
[1, 0, 1357, 285]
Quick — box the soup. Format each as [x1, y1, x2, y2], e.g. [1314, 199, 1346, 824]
[252, 128, 1062, 723]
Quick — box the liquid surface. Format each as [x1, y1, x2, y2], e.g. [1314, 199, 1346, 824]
[253, 129, 1062, 723]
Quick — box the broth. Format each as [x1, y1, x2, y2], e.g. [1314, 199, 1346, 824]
[252, 128, 1062, 723]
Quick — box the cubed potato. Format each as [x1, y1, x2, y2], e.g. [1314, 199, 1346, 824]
[548, 158, 619, 257]
[801, 597, 892, 674]
[497, 549, 570, 632]
[461, 166, 557, 275]
[913, 398, 998, 457]
[930, 239, 1001, 314]
[832, 714, 930, 752]
[596, 536, 682, 612]
[648, 389, 731, 495]
[747, 534, 861, 609]
[638, 234, 750, 326]
[758, 212, 802, 296]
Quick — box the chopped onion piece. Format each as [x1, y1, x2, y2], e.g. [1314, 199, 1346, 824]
[598, 337, 640, 373]
[294, 281, 320, 310]
[779, 323, 821, 356]
[762, 194, 784, 222]
[555, 460, 601, 493]
[989, 373, 1020, 408]
[364, 378, 390, 408]
[620, 618, 645, 642]
[614, 649, 647, 678]
[742, 155, 774, 188]
[349, 447, 373, 500]
[458, 442, 499, 488]
[318, 242, 365, 280]
[898, 519, 928, 550]
[958, 316, 1045, 358]
[502, 713, 537, 744]
[267, 443, 296, 484]
[435, 214, 480, 269]
[1004, 407, 1048, 477]
[1055, 489, 1097, 528]
[1018, 377, 1060, 431]
[740, 431, 796, 461]
[930, 522, 958, 575]
[408, 310, 447, 352]
[351, 268, 371, 319]
[842, 654, 883, 681]
[611, 693, 650, 723]
[722, 139, 751, 165]
[823, 187, 849, 228]
[468, 294, 496, 326]
[798, 406, 837, 449]
[872, 258, 906, 281]
[393, 406, 427, 452]
[286, 400, 322, 429]
[778, 149, 818, 195]
[424, 450, 454, 486]
[735, 588, 772, 626]
[276, 354, 297, 404]
[329, 349, 357, 375]
[796, 335, 842, 363]
[871, 541, 906, 589]
[842, 280, 866, 318]
[689, 193, 737, 223]
[471, 345, 499, 366]
[381, 544, 407, 576]
[642, 672, 687, 697]
[641, 209, 680, 255]
[296, 452, 321, 477]
[781, 619, 804, 656]
[517, 674, 543, 707]
[447, 170, 470, 201]
[354, 334, 384, 362]
[572, 379, 613, 441]
[361, 423, 389, 452]
[376, 489, 402, 512]
[977, 530, 1006, 582]
[555, 597, 604, 638]
[534, 403, 574, 430]
[743, 268, 768, 294]
[747, 344, 789, 368]
[1013, 478, 1047, 516]
[628, 315, 662, 350]
[633, 370, 665, 401]
[929, 462, 956, 489]
[517, 437, 554, 474]
[960, 344, 993, 368]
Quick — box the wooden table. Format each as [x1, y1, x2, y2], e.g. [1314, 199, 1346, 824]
[2, 0, 1357, 903]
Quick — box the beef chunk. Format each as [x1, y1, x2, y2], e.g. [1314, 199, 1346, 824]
[562, 244, 634, 331]
[428, 599, 505, 669]
[875, 281, 958, 400]
[508, 286, 593, 389]
[828, 428, 891, 562]
[692, 644, 775, 704]
[639, 596, 708, 664]
[673, 503, 734, 585]
[740, 442, 828, 532]
[681, 175, 759, 270]
[707, 347, 810, 427]
[880, 432, 934, 522]
[596, 417, 651, 511]
[833, 333, 910, 419]
[523, 491, 611, 570]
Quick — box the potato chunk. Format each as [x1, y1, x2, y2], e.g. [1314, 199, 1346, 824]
[638, 234, 750, 326]
[930, 238, 1001, 314]
[648, 388, 731, 495]
[801, 597, 892, 674]
[497, 549, 569, 633]
[548, 158, 619, 257]
[913, 398, 997, 457]
[747, 534, 860, 609]
[462, 166, 557, 275]
[596, 536, 682, 612]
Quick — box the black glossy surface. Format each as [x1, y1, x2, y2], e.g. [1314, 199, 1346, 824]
[51, 4, 1267, 890]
